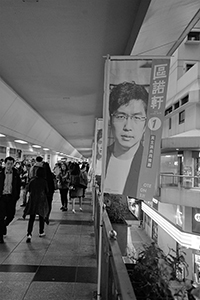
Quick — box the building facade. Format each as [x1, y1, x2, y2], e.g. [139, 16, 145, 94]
[142, 21, 200, 282]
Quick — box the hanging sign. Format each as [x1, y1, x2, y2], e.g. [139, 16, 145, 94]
[102, 57, 170, 201]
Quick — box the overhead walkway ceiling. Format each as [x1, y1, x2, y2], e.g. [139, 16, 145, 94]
[0, 0, 199, 158]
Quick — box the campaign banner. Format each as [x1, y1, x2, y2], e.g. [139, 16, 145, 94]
[102, 57, 170, 201]
[94, 118, 103, 176]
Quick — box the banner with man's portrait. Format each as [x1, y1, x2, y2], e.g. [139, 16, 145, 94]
[93, 118, 103, 190]
[94, 118, 103, 175]
[101, 57, 170, 201]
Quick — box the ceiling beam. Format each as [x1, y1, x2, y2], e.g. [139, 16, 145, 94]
[124, 0, 152, 55]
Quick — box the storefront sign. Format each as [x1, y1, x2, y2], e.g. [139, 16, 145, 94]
[192, 208, 200, 233]
[195, 214, 200, 222]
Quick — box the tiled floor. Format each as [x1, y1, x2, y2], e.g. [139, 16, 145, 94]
[0, 191, 97, 300]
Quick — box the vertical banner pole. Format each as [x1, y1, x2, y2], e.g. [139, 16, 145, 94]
[96, 55, 111, 300]
[91, 140, 96, 221]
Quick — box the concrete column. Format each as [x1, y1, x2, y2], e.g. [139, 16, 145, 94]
[43, 153, 48, 162]
[50, 153, 58, 169]
[6, 147, 10, 157]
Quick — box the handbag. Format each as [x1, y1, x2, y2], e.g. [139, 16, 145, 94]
[53, 177, 58, 190]
[79, 172, 88, 188]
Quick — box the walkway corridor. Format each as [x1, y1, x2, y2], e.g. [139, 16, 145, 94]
[0, 191, 97, 300]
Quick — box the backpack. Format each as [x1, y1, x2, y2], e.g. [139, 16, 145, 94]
[79, 171, 88, 188]
[70, 174, 80, 187]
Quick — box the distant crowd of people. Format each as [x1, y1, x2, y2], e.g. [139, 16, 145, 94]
[0, 155, 90, 244]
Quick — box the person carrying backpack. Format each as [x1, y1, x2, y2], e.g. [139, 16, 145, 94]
[80, 163, 88, 199]
[69, 162, 84, 213]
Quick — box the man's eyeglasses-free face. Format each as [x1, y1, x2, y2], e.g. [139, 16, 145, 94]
[111, 112, 146, 124]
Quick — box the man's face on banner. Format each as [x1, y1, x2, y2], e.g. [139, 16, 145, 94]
[111, 99, 146, 151]
[97, 137, 103, 157]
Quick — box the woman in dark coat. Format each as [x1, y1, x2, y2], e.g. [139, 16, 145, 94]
[57, 162, 70, 211]
[23, 167, 49, 243]
[43, 162, 55, 221]
[69, 162, 84, 213]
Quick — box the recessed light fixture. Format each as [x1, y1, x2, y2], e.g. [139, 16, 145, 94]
[43, 148, 49, 151]
[14, 140, 28, 144]
[0, 133, 5, 137]
[32, 145, 41, 148]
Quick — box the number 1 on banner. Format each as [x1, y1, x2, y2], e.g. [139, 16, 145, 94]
[148, 117, 161, 131]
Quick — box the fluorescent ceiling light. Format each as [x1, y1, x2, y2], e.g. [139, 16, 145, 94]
[32, 145, 41, 148]
[14, 139, 28, 144]
[0, 133, 5, 137]
[43, 148, 49, 151]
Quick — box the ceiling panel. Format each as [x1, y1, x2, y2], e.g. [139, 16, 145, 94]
[0, 0, 147, 157]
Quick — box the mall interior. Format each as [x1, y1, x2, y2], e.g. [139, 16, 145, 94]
[1, 1, 200, 300]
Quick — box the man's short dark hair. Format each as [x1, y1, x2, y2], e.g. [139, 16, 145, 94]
[5, 156, 15, 163]
[36, 156, 43, 163]
[109, 81, 148, 116]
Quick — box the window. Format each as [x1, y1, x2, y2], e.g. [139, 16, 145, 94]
[181, 95, 189, 106]
[179, 110, 185, 124]
[169, 117, 171, 130]
[165, 106, 172, 116]
[174, 102, 180, 110]
[187, 31, 200, 41]
[185, 63, 194, 72]
[184, 61, 196, 73]
[10, 148, 16, 155]
[0, 146, 6, 154]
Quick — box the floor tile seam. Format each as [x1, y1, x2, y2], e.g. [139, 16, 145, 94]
[0, 235, 28, 265]
[0, 264, 41, 274]
[38, 220, 62, 267]
[0, 264, 97, 271]
[0, 219, 61, 266]
[18, 223, 64, 297]
[31, 279, 98, 284]
[21, 278, 35, 300]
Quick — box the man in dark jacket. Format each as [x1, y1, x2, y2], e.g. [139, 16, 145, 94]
[0, 156, 21, 243]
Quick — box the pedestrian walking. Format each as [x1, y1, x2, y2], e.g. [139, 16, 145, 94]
[20, 162, 31, 207]
[69, 162, 84, 213]
[0, 156, 21, 243]
[23, 167, 49, 243]
[29, 156, 43, 179]
[43, 161, 55, 222]
[57, 162, 70, 211]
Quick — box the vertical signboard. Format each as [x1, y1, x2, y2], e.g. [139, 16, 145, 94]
[192, 208, 200, 234]
[95, 119, 103, 176]
[136, 59, 170, 201]
[102, 57, 170, 201]
[94, 118, 103, 189]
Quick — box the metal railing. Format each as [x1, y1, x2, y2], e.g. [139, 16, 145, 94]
[159, 173, 200, 189]
[93, 187, 136, 300]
